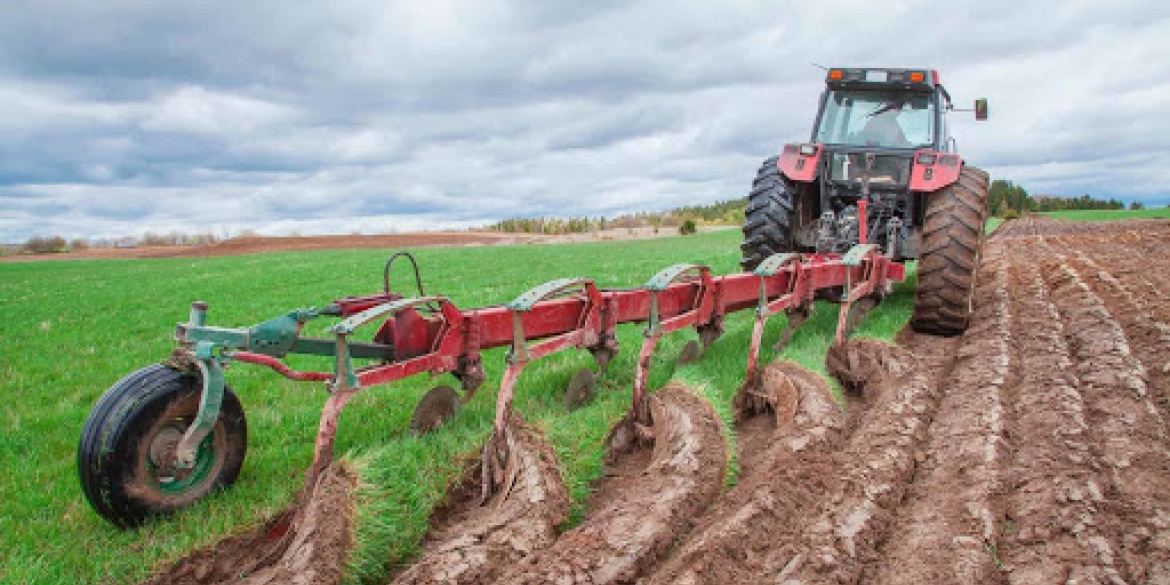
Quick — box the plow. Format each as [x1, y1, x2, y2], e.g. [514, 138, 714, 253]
[79, 246, 902, 526]
[79, 65, 990, 531]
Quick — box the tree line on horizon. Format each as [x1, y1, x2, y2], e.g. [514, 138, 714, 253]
[486, 198, 747, 235]
[988, 179, 1141, 218]
[5, 182, 1158, 255]
[489, 182, 1146, 234]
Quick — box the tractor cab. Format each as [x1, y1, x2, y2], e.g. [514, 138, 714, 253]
[813, 68, 949, 195]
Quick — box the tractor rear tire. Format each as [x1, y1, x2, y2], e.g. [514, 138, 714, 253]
[740, 156, 796, 271]
[910, 165, 990, 336]
[78, 364, 247, 528]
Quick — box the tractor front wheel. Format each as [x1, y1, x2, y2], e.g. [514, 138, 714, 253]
[78, 364, 247, 528]
[910, 165, 990, 336]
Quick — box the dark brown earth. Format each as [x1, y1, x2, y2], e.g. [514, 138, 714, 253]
[134, 217, 1170, 584]
[139, 463, 356, 585]
[865, 217, 1170, 584]
[387, 417, 569, 585]
[492, 382, 727, 585]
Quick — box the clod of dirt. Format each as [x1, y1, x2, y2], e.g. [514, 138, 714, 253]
[643, 360, 844, 585]
[825, 337, 913, 395]
[140, 463, 357, 585]
[496, 382, 727, 585]
[387, 417, 569, 585]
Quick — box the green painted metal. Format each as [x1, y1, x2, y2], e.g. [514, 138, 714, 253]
[180, 325, 250, 350]
[843, 243, 881, 266]
[330, 296, 446, 335]
[188, 301, 208, 327]
[289, 338, 393, 359]
[753, 252, 802, 277]
[506, 278, 591, 311]
[152, 437, 215, 494]
[644, 263, 708, 291]
[173, 346, 224, 469]
[333, 335, 358, 390]
[178, 308, 320, 358]
[247, 309, 318, 356]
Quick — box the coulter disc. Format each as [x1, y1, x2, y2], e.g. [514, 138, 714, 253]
[564, 368, 596, 411]
[677, 340, 703, 365]
[410, 385, 461, 435]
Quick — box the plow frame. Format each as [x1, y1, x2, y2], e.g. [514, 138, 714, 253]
[165, 245, 903, 491]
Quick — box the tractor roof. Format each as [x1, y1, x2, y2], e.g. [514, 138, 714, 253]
[825, 67, 940, 92]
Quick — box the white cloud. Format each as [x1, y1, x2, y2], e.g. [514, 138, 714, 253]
[141, 85, 299, 137]
[0, 0, 1168, 243]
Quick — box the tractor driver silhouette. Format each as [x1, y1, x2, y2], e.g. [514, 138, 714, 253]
[859, 101, 912, 148]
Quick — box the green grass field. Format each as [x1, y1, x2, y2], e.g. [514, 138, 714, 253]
[0, 228, 919, 584]
[1039, 207, 1170, 221]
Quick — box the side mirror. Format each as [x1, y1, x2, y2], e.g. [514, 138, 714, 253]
[975, 98, 989, 121]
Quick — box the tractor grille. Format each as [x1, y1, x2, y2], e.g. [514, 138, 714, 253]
[827, 153, 912, 188]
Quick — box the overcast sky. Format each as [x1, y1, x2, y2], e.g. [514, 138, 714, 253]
[1, 1, 1168, 242]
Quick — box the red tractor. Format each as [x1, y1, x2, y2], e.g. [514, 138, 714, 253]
[740, 67, 990, 335]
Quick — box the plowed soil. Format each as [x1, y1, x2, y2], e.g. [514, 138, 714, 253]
[134, 217, 1170, 584]
[635, 217, 1170, 584]
[388, 417, 569, 585]
[139, 463, 356, 585]
[486, 382, 727, 585]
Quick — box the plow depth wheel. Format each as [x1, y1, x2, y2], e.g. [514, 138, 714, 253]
[78, 364, 248, 528]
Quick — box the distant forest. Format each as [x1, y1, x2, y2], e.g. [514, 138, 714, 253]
[987, 179, 1140, 217]
[488, 179, 1143, 234]
[486, 198, 747, 235]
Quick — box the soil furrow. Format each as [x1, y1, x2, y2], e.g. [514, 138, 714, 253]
[868, 243, 1012, 585]
[785, 339, 938, 584]
[995, 246, 1126, 584]
[1039, 249, 1170, 582]
[645, 339, 938, 585]
[387, 418, 569, 585]
[1062, 249, 1170, 416]
[640, 361, 846, 585]
[140, 464, 356, 585]
[493, 382, 726, 585]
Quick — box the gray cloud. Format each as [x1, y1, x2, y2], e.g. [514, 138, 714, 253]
[1, 0, 1168, 242]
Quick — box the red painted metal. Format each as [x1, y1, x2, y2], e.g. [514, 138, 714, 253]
[233, 253, 904, 479]
[777, 143, 821, 182]
[239, 257, 903, 389]
[331, 292, 402, 316]
[858, 198, 868, 244]
[909, 150, 963, 192]
[230, 352, 333, 382]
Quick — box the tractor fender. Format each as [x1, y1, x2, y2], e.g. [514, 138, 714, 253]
[909, 150, 963, 192]
[777, 143, 821, 183]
